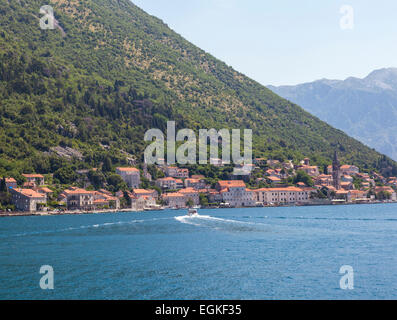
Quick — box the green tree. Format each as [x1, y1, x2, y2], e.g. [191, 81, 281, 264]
[376, 191, 391, 200]
[54, 167, 78, 185]
[107, 174, 127, 192]
[186, 198, 194, 208]
[0, 177, 7, 192]
[199, 193, 209, 207]
[102, 156, 112, 173]
[293, 170, 314, 187]
[87, 170, 105, 189]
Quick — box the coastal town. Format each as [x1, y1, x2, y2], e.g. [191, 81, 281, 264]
[0, 152, 396, 216]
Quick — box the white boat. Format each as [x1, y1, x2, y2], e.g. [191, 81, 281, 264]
[187, 208, 198, 216]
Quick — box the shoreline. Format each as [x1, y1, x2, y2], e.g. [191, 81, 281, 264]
[0, 201, 396, 218]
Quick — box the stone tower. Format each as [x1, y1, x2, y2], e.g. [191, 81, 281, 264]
[332, 151, 341, 190]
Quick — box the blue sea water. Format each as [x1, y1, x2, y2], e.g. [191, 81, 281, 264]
[0, 203, 397, 300]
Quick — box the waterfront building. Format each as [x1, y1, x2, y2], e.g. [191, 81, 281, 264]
[129, 194, 146, 211]
[10, 188, 47, 212]
[179, 188, 200, 206]
[62, 188, 95, 211]
[253, 187, 310, 205]
[93, 191, 120, 209]
[216, 180, 255, 207]
[162, 192, 187, 208]
[374, 186, 397, 201]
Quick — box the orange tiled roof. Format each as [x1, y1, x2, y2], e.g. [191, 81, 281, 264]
[375, 186, 394, 193]
[255, 187, 305, 192]
[22, 174, 44, 178]
[197, 189, 209, 193]
[158, 177, 176, 181]
[340, 165, 356, 169]
[162, 192, 184, 198]
[94, 199, 108, 204]
[133, 189, 155, 194]
[23, 182, 36, 187]
[341, 182, 352, 186]
[38, 187, 53, 193]
[13, 188, 46, 198]
[116, 167, 139, 172]
[267, 176, 281, 181]
[63, 188, 94, 195]
[217, 180, 246, 188]
[179, 188, 198, 194]
[5, 178, 16, 183]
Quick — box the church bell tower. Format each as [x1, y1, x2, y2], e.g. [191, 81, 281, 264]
[332, 151, 341, 190]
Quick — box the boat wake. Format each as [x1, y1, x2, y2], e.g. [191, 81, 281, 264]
[174, 214, 269, 232]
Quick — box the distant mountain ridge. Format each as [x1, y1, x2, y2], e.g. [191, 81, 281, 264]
[268, 68, 397, 161]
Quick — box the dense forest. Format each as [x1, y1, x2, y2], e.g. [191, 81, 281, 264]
[0, 0, 396, 180]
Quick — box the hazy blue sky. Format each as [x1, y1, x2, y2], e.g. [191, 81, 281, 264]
[132, 0, 397, 86]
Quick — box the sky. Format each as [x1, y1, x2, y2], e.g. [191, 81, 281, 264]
[131, 0, 397, 86]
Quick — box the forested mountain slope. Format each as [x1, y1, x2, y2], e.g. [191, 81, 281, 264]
[0, 0, 395, 177]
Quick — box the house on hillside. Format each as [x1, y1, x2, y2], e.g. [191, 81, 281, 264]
[5, 178, 17, 189]
[115, 167, 141, 188]
[22, 174, 45, 186]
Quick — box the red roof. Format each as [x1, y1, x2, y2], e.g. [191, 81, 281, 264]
[22, 174, 44, 178]
[179, 188, 198, 194]
[13, 188, 46, 198]
[63, 188, 94, 195]
[267, 176, 281, 181]
[217, 180, 246, 188]
[94, 199, 109, 204]
[133, 189, 156, 195]
[38, 187, 53, 193]
[255, 187, 305, 192]
[159, 177, 176, 181]
[116, 167, 139, 172]
[162, 192, 184, 198]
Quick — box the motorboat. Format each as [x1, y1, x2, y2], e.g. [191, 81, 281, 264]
[187, 208, 198, 216]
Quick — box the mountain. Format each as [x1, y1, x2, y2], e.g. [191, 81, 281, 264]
[0, 0, 396, 178]
[268, 68, 397, 161]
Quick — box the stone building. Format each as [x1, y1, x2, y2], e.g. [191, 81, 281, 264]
[10, 188, 47, 212]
